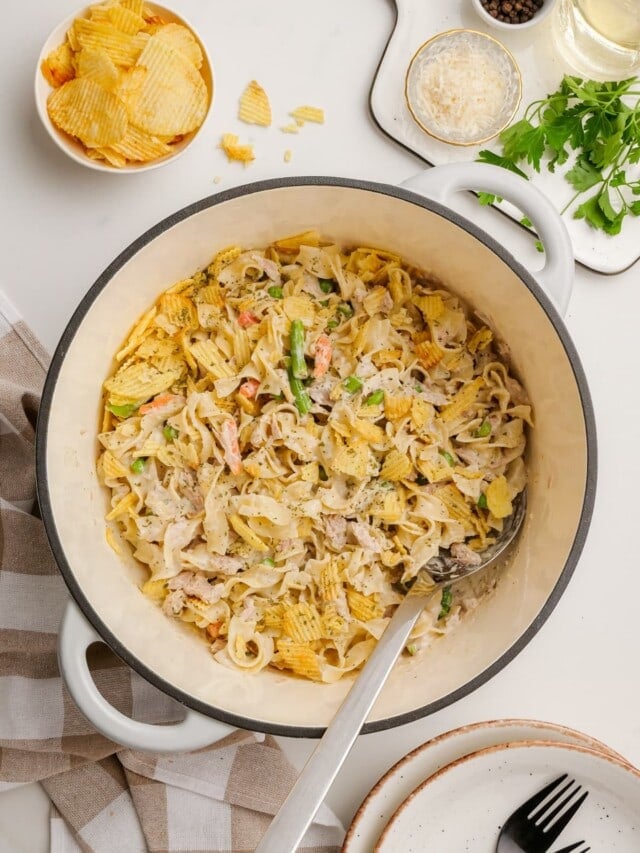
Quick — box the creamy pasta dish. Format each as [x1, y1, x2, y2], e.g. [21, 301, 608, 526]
[98, 232, 531, 682]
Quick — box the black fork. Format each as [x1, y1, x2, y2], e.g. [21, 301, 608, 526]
[497, 774, 589, 852]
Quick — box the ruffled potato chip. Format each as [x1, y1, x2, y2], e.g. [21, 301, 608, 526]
[238, 80, 272, 127]
[346, 588, 382, 622]
[47, 78, 128, 147]
[220, 133, 255, 165]
[41, 42, 75, 88]
[486, 475, 513, 519]
[282, 603, 323, 643]
[147, 22, 203, 68]
[123, 35, 207, 135]
[379, 449, 412, 481]
[73, 19, 149, 67]
[104, 361, 178, 402]
[289, 105, 325, 124]
[74, 47, 120, 92]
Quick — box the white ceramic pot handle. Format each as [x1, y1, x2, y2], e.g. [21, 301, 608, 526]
[401, 163, 574, 316]
[58, 599, 235, 752]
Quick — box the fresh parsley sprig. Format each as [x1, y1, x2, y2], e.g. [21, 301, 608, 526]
[477, 76, 640, 236]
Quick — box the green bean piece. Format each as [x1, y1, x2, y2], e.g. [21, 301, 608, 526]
[475, 420, 491, 437]
[477, 493, 488, 509]
[364, 389, 384, 406]
[163, 424, 178, 442]
[289, 319, 308, 379]
[438, 586, 453, 620]
[343, 375, 363, 394]
[130, 458, 146, 474]
[268, 285, 283, 299]
[405, 644, 417, 656]
[319, 279, 334, 293]
[288, 365, 312, 415]
[107, 402, 138, 418]
[440, 450, 455, 467]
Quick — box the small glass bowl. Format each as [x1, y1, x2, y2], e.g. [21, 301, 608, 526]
[405, 29, 521, 147]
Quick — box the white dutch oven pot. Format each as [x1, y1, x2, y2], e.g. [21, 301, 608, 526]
[36, 164, 596, 752]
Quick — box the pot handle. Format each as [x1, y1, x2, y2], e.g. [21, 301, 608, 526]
[400, 163, 574, 317]
[58, 599, 236, 752]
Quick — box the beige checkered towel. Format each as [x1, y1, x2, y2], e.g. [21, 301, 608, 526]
[0, 292, 343, 853]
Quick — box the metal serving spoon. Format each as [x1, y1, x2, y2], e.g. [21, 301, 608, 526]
[255, 492, 527, 853]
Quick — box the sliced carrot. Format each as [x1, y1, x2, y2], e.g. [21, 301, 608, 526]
[206, 621, 222, 641]
[238, 378, 260, 399]
[237, 310, 259, 328]
[313, 334, 332, 378]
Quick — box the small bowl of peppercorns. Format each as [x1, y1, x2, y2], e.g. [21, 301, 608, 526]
[471, 0, 557, 30]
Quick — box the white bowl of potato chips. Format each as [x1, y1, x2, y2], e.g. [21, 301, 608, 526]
[35, 1, 213, 172]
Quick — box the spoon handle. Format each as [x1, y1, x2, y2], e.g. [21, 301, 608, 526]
[255, 592, 430, 853]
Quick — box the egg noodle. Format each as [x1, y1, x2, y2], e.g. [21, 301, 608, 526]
[98, 232, 531, 683]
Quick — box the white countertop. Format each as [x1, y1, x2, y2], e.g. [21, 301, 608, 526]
[2, 1, 639, 850]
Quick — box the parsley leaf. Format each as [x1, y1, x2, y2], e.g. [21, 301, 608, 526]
[475, 74, 640, 237]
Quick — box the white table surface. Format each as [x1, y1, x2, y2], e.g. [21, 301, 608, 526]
[1, 1, 639, 850]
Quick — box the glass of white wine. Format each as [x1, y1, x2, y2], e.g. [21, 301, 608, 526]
[553, 0, 640, 80]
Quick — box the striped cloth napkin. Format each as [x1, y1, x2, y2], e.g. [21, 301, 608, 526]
[0, 292, 343, 853]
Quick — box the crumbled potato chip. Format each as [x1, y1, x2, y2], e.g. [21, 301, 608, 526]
[48, 77, 128, 147]
[468, 327, 493, 353]
[332, 441, 370, 479]
[486, 475, 513, 519]
[189, 339, 235, 379]
[276, 639, 322, 680]
[220, 133, 255, 164]
[413, 294, 444, 321]
[319, 560, 342, 602]
[104, 361, 178, 403]
[346, 588, 382, 622]
[41, 42, 76, 88]
[280, 124, 299, 134]
[273, 231, 320, 250]
[284, 149, 292, 163]
[282, 295, 315, 326]
[439, 377, 484, 423]
[379, 449, 412, 481]
[238, 80, 271, 127]
[158, 293, 197, 329]
[282, 602, 323, 643]
[385, 395, 412, 421]
[415, 340, 444, 369]
[290, 105, 325, 124]
[100, 450, 129, 480]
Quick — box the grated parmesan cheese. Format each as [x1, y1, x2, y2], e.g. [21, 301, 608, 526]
[406, 31, 521, 145]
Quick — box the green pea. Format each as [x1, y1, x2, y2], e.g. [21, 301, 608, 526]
[343, 376, 363, 394]
[268, 285, 283, 298]
[364, 389, 384, 406]
[130, 458, 146, 474]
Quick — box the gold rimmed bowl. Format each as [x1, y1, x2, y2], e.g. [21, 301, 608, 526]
[405, 29, 522, 146]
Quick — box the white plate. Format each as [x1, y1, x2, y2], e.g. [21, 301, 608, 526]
[370, 0, 640, 273]
[343, 719, 631, 852]
[375, 739, 640, 851]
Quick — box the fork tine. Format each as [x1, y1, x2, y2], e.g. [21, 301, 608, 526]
[511, 774, 568, 819]
[538, 783, 584, 829]
[541, 789, 589, 846]
[530, 777, 575, 821]
[554, 843, 589, 852]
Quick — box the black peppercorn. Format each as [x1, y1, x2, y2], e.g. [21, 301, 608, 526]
[480, 0, 543, 23]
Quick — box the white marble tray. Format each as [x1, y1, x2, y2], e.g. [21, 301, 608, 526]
[370, 0, 640, 274]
